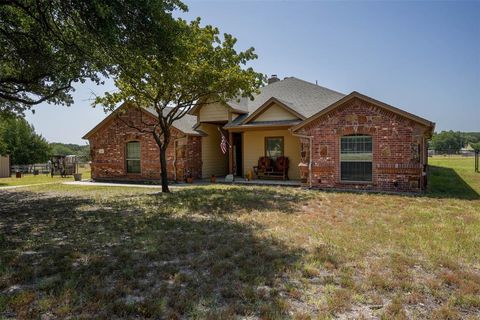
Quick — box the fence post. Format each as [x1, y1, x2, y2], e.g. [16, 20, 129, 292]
[475, 150, 479, 173]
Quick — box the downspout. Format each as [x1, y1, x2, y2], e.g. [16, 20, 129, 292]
[173, 136, 187, 181]
[173, 140, 176, 181]
[291, 132, 313, 188]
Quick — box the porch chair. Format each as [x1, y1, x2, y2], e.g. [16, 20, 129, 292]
[254, 156, 289, 180]
[254, 156, 272, 179]
[274, 156, 289, 180]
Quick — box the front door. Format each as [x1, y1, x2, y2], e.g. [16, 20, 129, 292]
[233, 133, 243, 176]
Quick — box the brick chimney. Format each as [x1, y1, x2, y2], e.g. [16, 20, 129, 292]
[267, 74, 280, 84]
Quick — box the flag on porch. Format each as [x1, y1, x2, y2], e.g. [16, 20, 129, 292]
[220, 132, 228, 154]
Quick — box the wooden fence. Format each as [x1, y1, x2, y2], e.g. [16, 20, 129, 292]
[0, 155, 10, 178]
[10, 164, 48, 174]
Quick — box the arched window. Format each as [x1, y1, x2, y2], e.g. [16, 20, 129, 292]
[340, 135, 372, 182]
[126, 141, 141, 174]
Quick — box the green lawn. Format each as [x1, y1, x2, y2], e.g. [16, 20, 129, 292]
[0, 166, 91, 187]
[0, 158, 478, 319]
[429, 156, 479, 198]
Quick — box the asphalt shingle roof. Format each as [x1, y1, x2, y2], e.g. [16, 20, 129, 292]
[226, 77, 346, 119]
[146, 77, 346, 133]
[143, 77, 346, 132]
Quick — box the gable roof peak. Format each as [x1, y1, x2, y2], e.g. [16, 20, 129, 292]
[83, 103, 200, 139]
[291, 91, 435, 134]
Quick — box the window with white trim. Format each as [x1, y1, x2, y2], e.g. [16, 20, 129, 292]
[126, 141, 141, 174]
[340, 135, 372, 182]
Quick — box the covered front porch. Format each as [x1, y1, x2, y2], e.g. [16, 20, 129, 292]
[227, 127, 303, 181]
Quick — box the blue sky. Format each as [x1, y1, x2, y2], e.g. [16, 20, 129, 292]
[26, 0, 480, 144]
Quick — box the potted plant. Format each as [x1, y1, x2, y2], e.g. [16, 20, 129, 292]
[73, 173, 83, 181]
[210, 174, 216, 183]
[298, 162, 308, 183]
[185, 169, 193, 183]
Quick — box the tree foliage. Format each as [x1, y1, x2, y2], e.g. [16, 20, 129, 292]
[49, 142, 90, 160]
[0, 116, 50, 164]
[463, 132, 480, 149]
[96, 18, 263, 192]
[0, 0, 186, 114]
[431, 131, 480, 152]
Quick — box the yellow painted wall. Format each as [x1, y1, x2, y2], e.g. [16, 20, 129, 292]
[0, 155, 10, 178]
[198, 102, 229, 122]
[253, 103, 300, 122]
[242, 129, 301, 179]
[199, 123, 228, 178]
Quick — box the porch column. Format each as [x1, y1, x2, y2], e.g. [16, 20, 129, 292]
[228, 131, 233, 174]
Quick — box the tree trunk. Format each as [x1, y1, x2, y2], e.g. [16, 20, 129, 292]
[159, 145, 169, 193]
[151, 116, 171, 193]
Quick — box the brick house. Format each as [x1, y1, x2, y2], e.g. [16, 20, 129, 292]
[83, 106, 202, 182]
[84, 76, 435, 192]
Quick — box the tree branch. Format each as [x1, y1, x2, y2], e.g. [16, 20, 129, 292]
[0, 81, 73, 105]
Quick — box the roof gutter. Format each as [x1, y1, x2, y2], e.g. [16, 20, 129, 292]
[290, 131, 313, 188]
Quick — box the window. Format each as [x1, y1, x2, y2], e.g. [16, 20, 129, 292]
[265, 137, 284, 160]
[411, 143, 420, 163]
[340, 135, 372, 182]
[126, 141, 141, 173]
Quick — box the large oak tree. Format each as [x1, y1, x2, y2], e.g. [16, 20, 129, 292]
[0, 0, 186, 114]
[96, 19, 263, 192]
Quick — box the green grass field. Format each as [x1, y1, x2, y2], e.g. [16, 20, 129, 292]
[429, 156, 479, 198]
[0, 157, 478, 319]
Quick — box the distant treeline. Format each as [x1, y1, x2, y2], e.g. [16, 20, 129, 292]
[49, 142, 90, 159]
[1, 114, 90, 165]
[430, 131, 480, 153]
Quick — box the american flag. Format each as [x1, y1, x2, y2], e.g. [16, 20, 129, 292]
[220, 132, 228, 154]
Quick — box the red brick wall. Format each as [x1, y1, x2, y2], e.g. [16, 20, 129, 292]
[87, 106, 202, 182]
[297, 97, 431, 192]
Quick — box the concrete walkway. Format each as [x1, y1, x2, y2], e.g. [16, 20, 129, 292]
[0, 181, 60, 190]
[62, 181, 189, 189]
[1, 179, 301, 191]
[63, 178, 301, 189]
